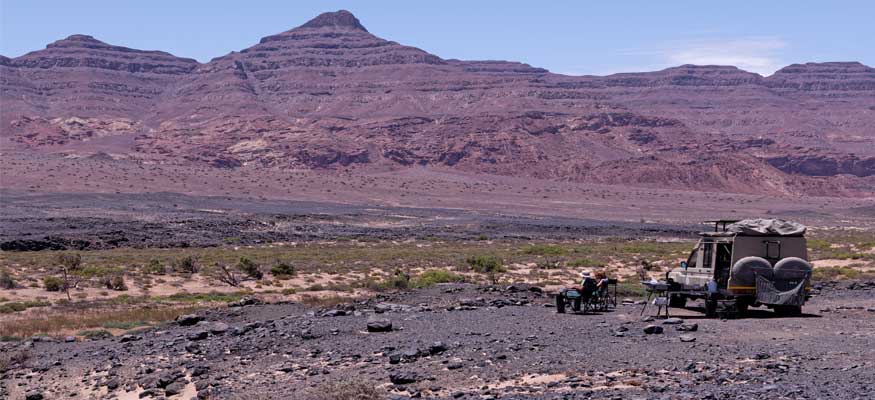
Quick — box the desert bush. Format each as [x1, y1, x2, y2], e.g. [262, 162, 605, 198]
[101, 275, 128, 291]
[237, 257, 263, 279]
[0, 300, 51, 314]
[413, 269, 465, 288]
[466, 255, 505, 284]
[311, 380, 384, 400]
[144, 259, 166, 275]
[43, 276, 65, 292]
[522, 244, 566, 256]
[173, 255, 199, 274]
[270, 261, 296, 278]
[569, 258, 602, 269]
[56, 253, 82, 271]
[0, 269, 16, 289]
[208, 263, 240, 287]
[383, 269, 411, 290]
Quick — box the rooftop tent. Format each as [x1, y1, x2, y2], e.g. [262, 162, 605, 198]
[726, 218, 807, 237]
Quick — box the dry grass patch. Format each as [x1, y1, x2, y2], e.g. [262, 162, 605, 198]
[0, 305, 200, 338]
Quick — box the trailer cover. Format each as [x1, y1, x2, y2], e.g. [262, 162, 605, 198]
[728, 219, 806, 237]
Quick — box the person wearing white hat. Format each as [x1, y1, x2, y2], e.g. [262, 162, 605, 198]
[579, 270, 597, 302]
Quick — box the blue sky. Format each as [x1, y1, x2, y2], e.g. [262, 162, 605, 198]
[2, 0, 873, 76]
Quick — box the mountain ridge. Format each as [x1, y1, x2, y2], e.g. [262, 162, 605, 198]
[2, 10, 874, 197]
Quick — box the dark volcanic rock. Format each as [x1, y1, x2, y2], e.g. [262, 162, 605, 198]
[367, 318, 393, 332]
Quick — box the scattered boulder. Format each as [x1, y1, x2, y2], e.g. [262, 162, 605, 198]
[662, 317, 684, 325]
[367, 318, 393, 333]
[25, 392, 44, 400]
[389, 371, 419, 384]
[164, 381, 187, 396]
[176, 314, 204, 326]
[428, 341, 448, 355]
[677, 323, 699, 332]
[187, 331, 208, 341]
[120, 334, 142, 343]
[228, 296, 263, 308]
[643, 325, 664, 334]
[209, 322, 229, 335]
[679, 335, 697, 343]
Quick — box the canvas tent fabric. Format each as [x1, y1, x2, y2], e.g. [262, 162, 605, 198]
[727, 219, 806, 236]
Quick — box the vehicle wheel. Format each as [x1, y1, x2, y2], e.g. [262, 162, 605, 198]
[572, 297, 582, 312]
[705, 299, 718, 318]
[556, 295, 565, 314]
[774, 305, 802, 317]
[736, 301, 749, 316]
[669, 294, 687, 308]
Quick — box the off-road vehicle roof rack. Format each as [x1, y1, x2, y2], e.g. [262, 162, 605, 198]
[703, 219, 741, 232]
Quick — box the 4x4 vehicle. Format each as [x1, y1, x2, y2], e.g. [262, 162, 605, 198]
[666, 219, 812, 317]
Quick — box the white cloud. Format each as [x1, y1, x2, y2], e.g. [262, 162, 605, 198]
[619, 36, 788, 76]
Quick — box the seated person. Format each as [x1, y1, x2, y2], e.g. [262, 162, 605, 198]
[595, 271, 610, 290]
[579, 270, 598, 301]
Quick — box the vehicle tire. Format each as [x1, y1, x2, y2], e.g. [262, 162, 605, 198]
[556, 294, 565, 314]
[774, 305, 802, 317]
[705, 298, 718, 318]
[572, 297, 582, 312]
[669, 294, 687, 308]
[730, 256, 773, 288]
[773, 257, 812, 282]
[735, 300, 749, 316]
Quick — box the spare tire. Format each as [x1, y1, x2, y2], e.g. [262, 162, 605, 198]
[730, 256, 773, 288]
[773, 257, 812, 282]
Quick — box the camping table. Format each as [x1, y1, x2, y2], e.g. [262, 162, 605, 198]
[640, 281, 672, 317]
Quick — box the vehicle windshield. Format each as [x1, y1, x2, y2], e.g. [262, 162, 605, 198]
[686, 248, 698, 268]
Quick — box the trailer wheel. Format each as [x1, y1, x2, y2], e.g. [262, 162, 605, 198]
[774, 305, 802, 317]
[669, 294, 687, 308]
[556, 294, 565, 314]
[705, 299, 718, 318]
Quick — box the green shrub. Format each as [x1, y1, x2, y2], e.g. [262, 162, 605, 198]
[144, 259, 166, 275]
[271, 261, 296, 277]
[43, 276, 64, 292]
[522, 244, 566, 256]
[237, 257, 263, 279]
[173, 256, 199, 273]
[0, 300, 51, 314]
[465, 255, 505, 284]
[56, 253, 82, 271]
[569, 258, 602, 268]
[465, 255, 505, 273]
[413, 269, 465, 288]
[0, 270, 15, 289]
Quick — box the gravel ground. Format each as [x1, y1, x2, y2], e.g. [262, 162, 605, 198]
[3, 281, 874, 400]
[0, 191, 697, 250]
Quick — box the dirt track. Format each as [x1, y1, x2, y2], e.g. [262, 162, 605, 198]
[3, 281, 873, 400]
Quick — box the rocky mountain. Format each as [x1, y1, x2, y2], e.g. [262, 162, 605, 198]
[2, 10, 874, 196]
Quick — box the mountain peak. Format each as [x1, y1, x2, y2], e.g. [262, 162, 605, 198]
[299, 10, 367, 32]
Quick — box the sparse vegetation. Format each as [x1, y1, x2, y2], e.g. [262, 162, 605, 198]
[0, 269, 16, 289]
[271, 261, 296, 278]
[173, 255, 199, 273]
[43, 276, 65, 292]
[237, 256, 263, 279]
[466, 255, 506, 284]
[413, 269, 465, 288]
[0, 300, 51, 314]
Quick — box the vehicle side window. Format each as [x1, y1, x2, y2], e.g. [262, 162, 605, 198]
[686, 248, 698, 268]
[702, 243, 713, 269]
